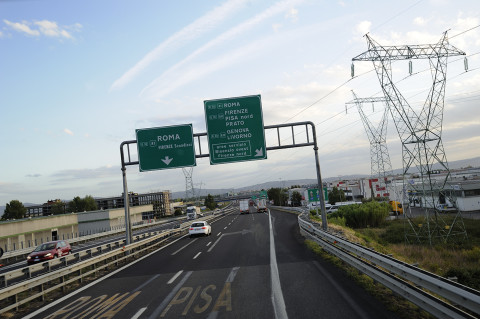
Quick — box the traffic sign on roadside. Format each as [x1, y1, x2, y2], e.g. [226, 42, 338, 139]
[204, 95, 267, 165]
[136, 124, 196, 172]
[308, 188, 328, 202]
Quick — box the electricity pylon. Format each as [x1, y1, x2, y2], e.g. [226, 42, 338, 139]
[346, 92, 394, 199]
[182, 167, 195, 201]
[352, 32, 467, 244]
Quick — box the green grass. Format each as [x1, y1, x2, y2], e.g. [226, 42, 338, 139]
[325, 214, 480, 290]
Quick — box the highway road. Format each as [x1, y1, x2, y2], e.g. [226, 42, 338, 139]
[25, 207, 400, 319]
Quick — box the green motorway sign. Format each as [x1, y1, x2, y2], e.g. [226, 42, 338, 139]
[136, 124, 196, 172]
[204, 95, 267, 165]
[307, 188, 328, 202]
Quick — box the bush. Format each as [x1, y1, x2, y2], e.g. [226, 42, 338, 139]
[174, 208, 183, 216]
[445, 267, 480, 290]
[334, 202, 390, 229]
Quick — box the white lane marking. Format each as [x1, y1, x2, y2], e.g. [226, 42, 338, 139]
[206, 241, 212, 247]
[224, 226, 227, 229]
[269, 210, 288, 319]
[208, 234, 224, 252]
[193, 252, 202, 259]
[167, 270, 183, 285]
[171, 238, 198, 255]
[133, 274, 160, 292]
[131, 307, 147, 319]
[148, 271, 193, 319]
[226, 266, 240, 282]
[217, 232, 222, 236]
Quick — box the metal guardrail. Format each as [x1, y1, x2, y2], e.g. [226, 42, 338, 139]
[0, 215, 188, 262]
[291, 207, 480, 319]
[0, 208, 233, 315]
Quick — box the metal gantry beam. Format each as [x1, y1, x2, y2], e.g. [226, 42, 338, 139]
[120, 121, 329, 239]
[353, 32, 467, 244]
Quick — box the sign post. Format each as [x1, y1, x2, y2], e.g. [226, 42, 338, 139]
[136, 124, 196, 171]
[204, 95, 267, 165]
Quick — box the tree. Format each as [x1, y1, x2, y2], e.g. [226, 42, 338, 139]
[2, 200, 27, 220]
[328, 187, 346, 205]
[68, 195, 98, 213]
[84, 195, 98, 211]
[204, 194, 216, 210]
[50, 201, 65, 215]
[291, 191, 303, 206]
[267, 188, 288, 206]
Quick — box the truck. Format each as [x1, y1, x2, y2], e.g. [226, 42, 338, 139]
[256, 198, 267, 213]
[239, 199, 249, 214]
[389, 201, 403, 215]
[186, 206, 200, 220]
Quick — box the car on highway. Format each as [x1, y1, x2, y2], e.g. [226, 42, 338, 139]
[189, 221, 211, 238]
[26, 240, 72, 264]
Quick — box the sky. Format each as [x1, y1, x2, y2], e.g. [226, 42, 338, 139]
[1, 0, 480, 206]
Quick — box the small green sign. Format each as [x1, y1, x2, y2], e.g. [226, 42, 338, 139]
[204, 95, 267, 165]
[136, 124, 196, 172]
[308, 188, 328, 202]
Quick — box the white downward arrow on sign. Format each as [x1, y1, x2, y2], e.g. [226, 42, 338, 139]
[162, 156, 173, 165]
[255, 148, 263, 157]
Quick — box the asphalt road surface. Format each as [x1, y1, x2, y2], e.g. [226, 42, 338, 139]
[25, 208, 400, 319]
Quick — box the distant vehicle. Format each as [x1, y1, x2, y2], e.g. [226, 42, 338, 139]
[27, 240, 71, 264]
[389, 201, 403, 215]
[256, 198, 267, 213]
[239, 199, 249, 214]
[326, 202, 362, 214]
[326, 205, 339, 214]
[189, 221, 212, 237]
[248, 199, 257, 214]
[186, 206, 200, 220]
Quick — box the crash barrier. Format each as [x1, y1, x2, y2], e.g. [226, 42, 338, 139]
[0, 207, 234, 315]
[289, 206, 480, 319]
[0, 214, 190, 263]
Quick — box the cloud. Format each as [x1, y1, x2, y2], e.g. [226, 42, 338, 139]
[355, 20, 371, 36]
[64, 128, 74, 136]
[140, 0, 305, 100]
[285, 8, 299, 22]
[110, 0, 251, 91]
[3, 19, 81, 39]
[35, 20, 72, 39]
[26, 174, 42, 178]
[413, 17, 427, 26]
[4, 20, 40, 36]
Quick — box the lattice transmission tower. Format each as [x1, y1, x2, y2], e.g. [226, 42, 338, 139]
[352, 32, 467, 244]
[346, 92, 394, 199]
[182, 167, 195, 201]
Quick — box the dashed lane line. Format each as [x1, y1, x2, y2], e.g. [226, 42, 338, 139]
[167, 270, 183, 285]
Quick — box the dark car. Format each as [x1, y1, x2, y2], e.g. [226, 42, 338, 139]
[27, 240, 72, 264]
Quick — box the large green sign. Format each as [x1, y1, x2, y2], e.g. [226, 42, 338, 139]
[204, 95, 267, 165]
[136, 124, 196, 172]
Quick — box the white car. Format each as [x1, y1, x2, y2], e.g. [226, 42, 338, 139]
[189, 221, 212, 237]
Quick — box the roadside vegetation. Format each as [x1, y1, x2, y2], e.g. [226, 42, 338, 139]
[306, 201, 480, 318]
[310, 203, 480, 289]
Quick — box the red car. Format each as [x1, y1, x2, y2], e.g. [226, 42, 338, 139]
[27, 240, 72, 264]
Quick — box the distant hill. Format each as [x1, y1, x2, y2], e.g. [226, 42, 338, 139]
[170, 156, 480, 199]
